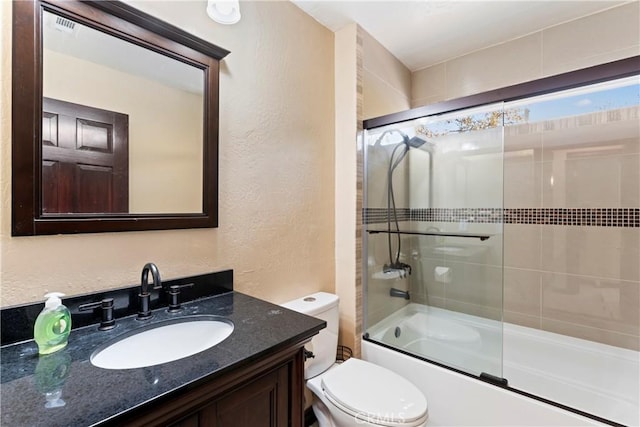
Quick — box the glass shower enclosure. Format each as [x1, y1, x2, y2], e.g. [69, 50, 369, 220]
[362, 70, 640, 426]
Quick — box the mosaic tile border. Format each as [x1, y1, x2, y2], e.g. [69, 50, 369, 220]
[362, 207, 411, 223]
[363, 208, 640, 227]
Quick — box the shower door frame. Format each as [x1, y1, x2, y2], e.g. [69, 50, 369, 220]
[364, 56, 639, 130]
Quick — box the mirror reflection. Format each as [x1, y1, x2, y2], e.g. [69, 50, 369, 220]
[42, 10, 204, 215]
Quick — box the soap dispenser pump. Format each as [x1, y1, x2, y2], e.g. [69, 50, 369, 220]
[34, 292, 71, 355]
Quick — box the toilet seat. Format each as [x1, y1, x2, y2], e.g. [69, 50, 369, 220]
[320, 358, 428, 427]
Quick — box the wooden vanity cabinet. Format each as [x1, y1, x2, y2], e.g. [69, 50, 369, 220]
[117, 344, 306, 427]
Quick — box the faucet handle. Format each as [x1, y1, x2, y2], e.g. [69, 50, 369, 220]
[167, 283, 194, 313]
[79, 298, 116, 330]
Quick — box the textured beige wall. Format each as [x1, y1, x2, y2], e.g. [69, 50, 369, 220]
[43, 49, 203, 214]
[0, 1, 335, 307]
[411, 2, 640, 106]
[361, 28, 411, 120]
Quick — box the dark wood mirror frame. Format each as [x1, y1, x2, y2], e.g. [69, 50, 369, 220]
[12, 0, 229, 236]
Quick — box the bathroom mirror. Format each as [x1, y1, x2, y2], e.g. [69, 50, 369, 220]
[12, 0, 230, 235]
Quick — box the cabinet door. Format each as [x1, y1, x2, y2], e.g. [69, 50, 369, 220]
[167, 364, 290, 427]
[204, 364, 289, 427]
[125, 347, 306, 427]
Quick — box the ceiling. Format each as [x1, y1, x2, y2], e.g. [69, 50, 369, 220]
[291, 1, 629, 71]
[43, 9, 203, 94]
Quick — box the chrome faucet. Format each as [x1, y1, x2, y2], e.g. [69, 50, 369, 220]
[137, 262, 162, 320]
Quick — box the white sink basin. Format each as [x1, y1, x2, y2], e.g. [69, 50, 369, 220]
[91, 315, 234, 370]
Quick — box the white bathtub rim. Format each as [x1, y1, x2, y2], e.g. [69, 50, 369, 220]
[362, 340, 610, 427]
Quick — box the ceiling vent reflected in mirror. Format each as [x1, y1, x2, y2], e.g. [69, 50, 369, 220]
[45, 13, 79, 37]
[55, 16, 76, 34]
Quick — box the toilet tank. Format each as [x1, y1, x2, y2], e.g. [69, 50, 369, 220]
[281, 292, 339, 379]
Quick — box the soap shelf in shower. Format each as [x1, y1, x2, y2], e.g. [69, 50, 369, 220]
[366, 229, 491, 241]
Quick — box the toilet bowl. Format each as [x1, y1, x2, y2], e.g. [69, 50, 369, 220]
[308, 359, 428, 427]
[281, 292, 428, 427]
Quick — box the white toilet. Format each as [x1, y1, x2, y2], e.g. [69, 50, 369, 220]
[282, 292, 428, 427]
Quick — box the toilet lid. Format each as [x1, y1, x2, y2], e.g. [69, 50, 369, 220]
[321, 358, 427, 425]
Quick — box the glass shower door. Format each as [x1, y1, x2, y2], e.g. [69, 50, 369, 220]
[363, 103, 506, 380]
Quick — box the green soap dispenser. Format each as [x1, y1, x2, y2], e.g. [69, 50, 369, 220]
[34, 292, 71, 355]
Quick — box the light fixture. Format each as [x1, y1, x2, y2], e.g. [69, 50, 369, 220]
[207, 0, 241, 25]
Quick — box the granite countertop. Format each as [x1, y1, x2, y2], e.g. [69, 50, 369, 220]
[0, 291, 325, 426]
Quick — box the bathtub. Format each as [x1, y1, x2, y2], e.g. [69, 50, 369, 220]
[363, 303, 639, 426]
